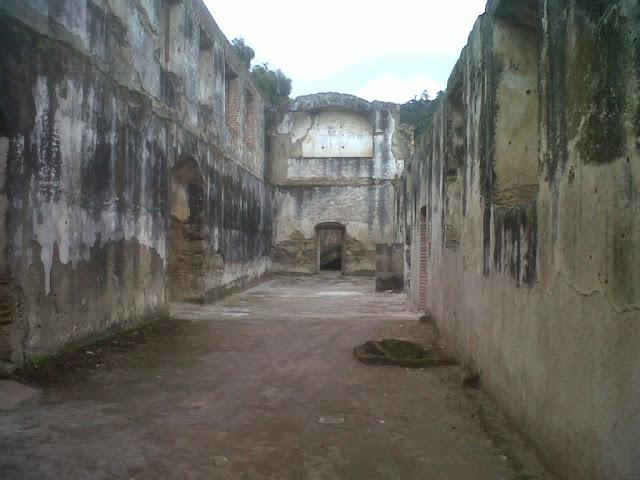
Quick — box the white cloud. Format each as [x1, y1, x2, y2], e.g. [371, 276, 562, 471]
[355, 75, 444, 104]
[203, 0, 486, 97]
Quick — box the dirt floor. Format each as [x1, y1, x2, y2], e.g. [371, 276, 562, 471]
[1, 274, 553, 479]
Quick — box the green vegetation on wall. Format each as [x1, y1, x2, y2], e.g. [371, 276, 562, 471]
[231, 37, 254, 69]
[400, 90, 444, 135]
[231, 37, 292, 106]
[250, 63, 292, 107]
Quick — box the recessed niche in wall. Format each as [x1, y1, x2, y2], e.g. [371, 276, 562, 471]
[491, 0, 541, 206]
[167, 154, 206, 302]
[159, 0, 183, 71]
[197, 28, 214, 106]
[244, 89, 257, 149]
[291, 109, 374, 158]
[225, 65, 240, 134]
[443, 80, 465, 249]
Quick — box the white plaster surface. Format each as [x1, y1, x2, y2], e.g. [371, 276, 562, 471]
[292, 111, 373, 158]
[286, 158, 374, 180]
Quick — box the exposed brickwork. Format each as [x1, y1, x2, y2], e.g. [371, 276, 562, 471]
[244, 89, 257, 149]
[419, 210, 428, 309]
[225, 69, 240, 135]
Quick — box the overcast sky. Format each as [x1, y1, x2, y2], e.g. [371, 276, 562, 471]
[203, 0, 488, 103]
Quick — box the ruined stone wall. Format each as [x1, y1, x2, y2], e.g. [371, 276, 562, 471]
[401, 1, 640, 479]
[0, 0, 271, 369]
[268, 93, 409, 275]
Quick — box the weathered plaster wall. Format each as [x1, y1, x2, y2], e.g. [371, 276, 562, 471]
[272, 184, 396, 274]
[401, 1, 640, 479]
[0, 0, 271, 369]
[268, 93, 408, 275]
[375, 243, 404, 292]
[294, 110, 374, 158]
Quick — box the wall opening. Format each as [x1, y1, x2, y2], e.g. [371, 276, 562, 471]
[159, 0, 182, 70]
[315, 223, 345, 273]
[197, 28, 214, 106]
[244, 89, 257, 149]
[419, 206, 428, 309]
[491, 2, 541, 205]
[225, 65, 240, 135]
[166, 154, 206, 302]
[444, 80, 465, 249]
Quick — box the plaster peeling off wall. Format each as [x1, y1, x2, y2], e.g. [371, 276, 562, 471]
[292, 110, 374, 158]
[30, 203, 165, 295]
[27, 77, 165, 295]
[0, 0, 271, 368]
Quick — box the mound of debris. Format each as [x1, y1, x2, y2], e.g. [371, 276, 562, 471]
[353, 339, 458, 368]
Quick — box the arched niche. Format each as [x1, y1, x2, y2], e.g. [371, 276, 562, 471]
[166, 154, 206, 302]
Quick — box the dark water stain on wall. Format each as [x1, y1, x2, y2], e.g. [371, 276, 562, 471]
[492, 204, 537, 287]
[0, 5, 272, 366]
[219, 158, 272, 264]
[570, 3, 629, 165]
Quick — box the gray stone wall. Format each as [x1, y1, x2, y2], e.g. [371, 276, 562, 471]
[375, 243, 404, 292]
[268, 93, 409, 275]
[400, 1, 640, 479]
[0, 0, 272, 368]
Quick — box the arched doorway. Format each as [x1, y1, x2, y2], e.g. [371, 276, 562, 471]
[166, 154, 206, 302]
[315, 223, 345, 273]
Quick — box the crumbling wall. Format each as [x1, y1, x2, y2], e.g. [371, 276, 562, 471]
[268, 93, 407, 275]
[401, 1, 640, 479]
[0, 0, 271, 369]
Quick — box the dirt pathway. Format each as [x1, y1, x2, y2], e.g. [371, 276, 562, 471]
[1, 275, 552, 479]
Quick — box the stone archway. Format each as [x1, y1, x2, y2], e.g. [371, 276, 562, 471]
[315, 223, 345, 273]
[166, 154, 206, 302]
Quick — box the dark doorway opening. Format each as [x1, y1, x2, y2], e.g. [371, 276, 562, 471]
[316, 223, 345, 273]
[322, 256, 342, 271]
